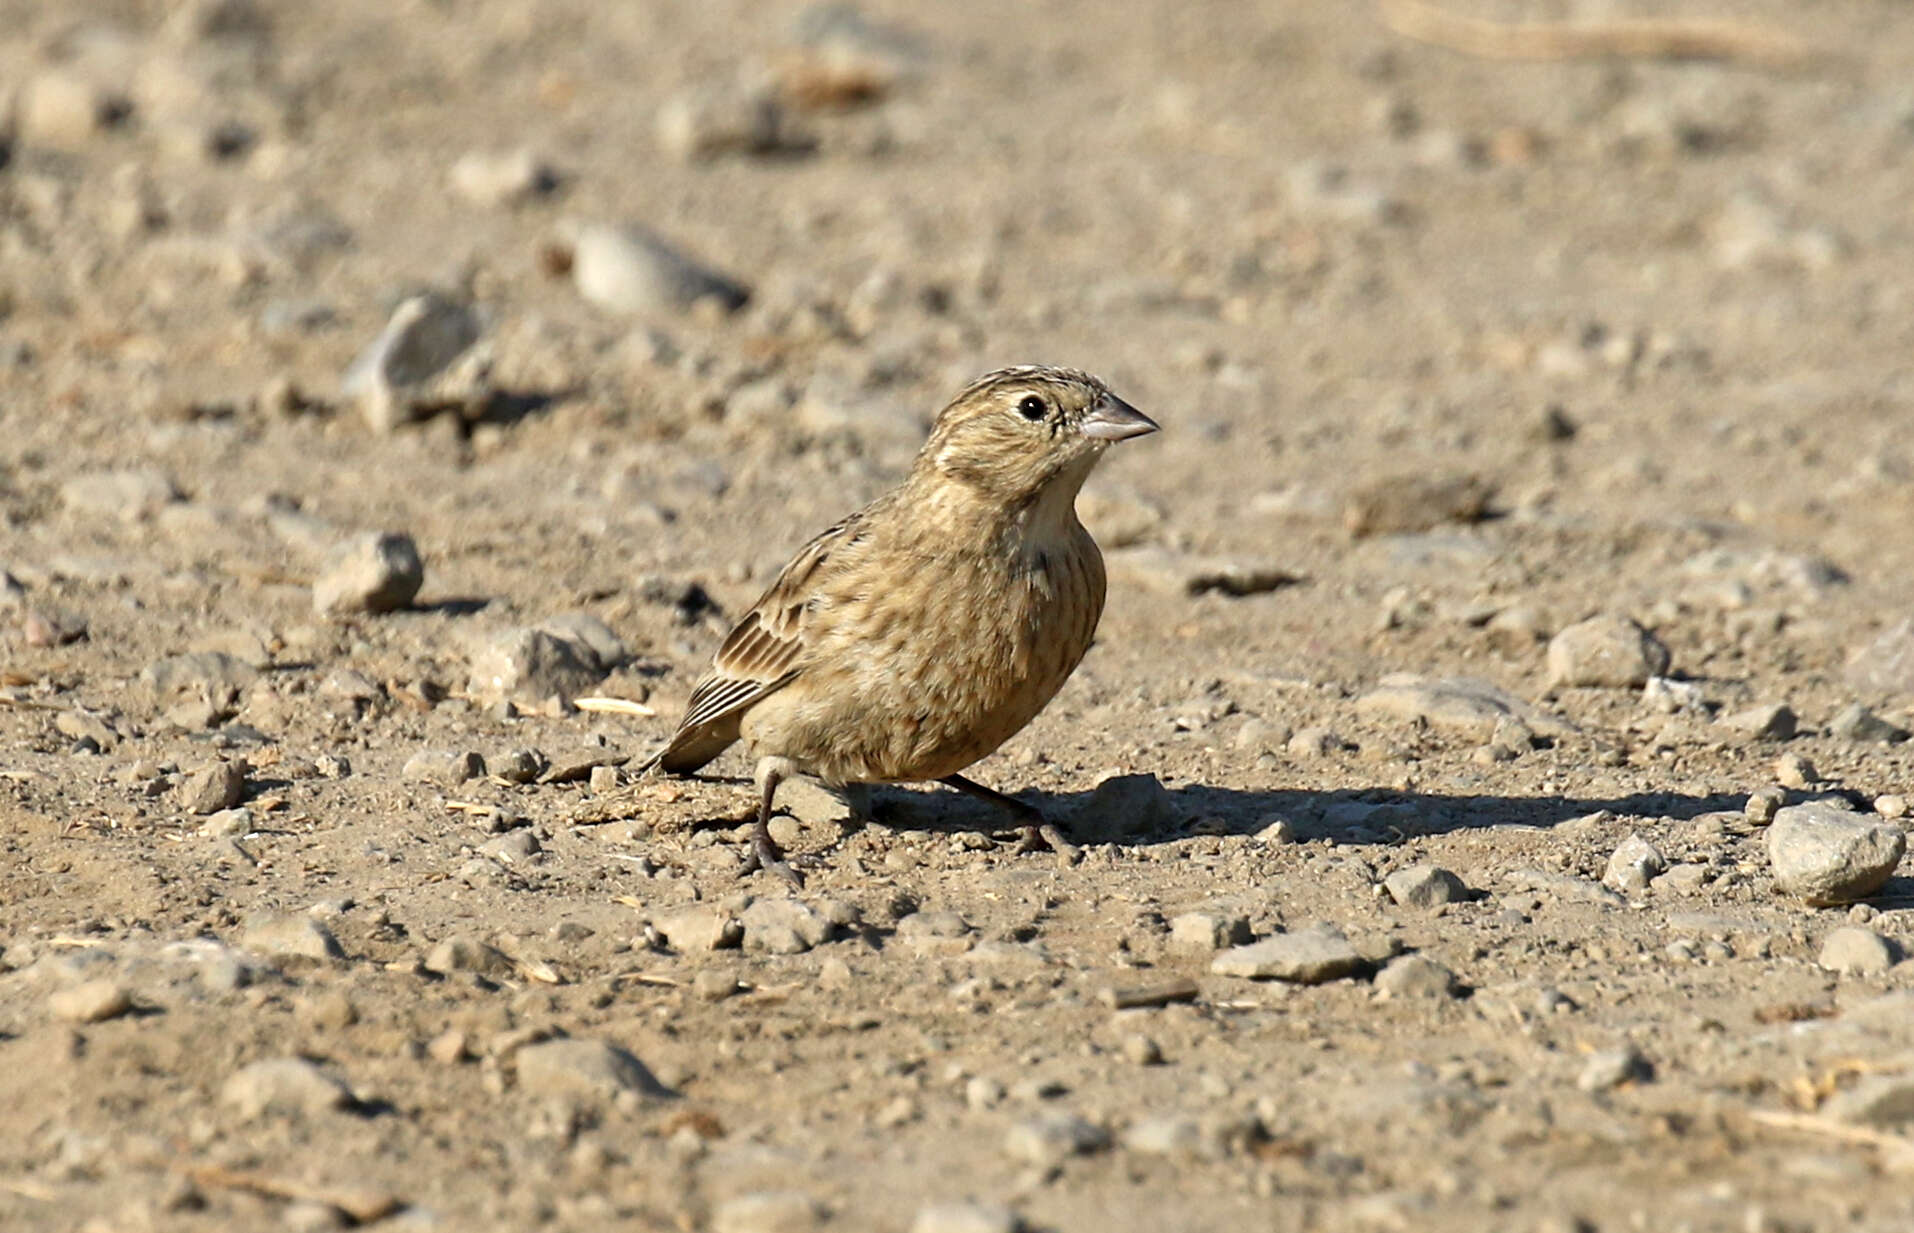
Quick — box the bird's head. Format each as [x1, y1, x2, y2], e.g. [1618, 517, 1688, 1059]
[916, 365, 1159, 505]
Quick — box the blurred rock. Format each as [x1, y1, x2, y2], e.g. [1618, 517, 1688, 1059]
[1847, 620, 1914, 698]
[1819, 926, 1898, 976]
[49, 979, 133, 1023]
[567, 222, 750, 316]
[1829, 703, 1909, 744]
[1073, 773, 1180, 842]
[1373, 954, 1458, 999]
[1603, 833, 1667, 893]
[450, 148, 558, 206]
[61, 469, 180, 522]
[657, 82, 803, 160]
[1384, 864, 1468, 909]
[1211, 924, 1363, 983]
[515, 1039, 675, 1101]
[341, 293, 483, 433]
[1547, 615, 1670, 688]
[1357, 675, 1575, 740]
[1720, 703, 1797, 742]
[1105, 548, 1299, 598]
[313, 532, 424, 616]
[1344, 474, 1492, 538]
[18, 70, 131, 150]
[223, 1058, 353, 1119]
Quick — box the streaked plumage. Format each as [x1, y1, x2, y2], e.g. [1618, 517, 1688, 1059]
[645, 365, 1159, 881]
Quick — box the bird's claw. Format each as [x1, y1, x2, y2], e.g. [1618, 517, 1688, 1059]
[1011, 822, 1081, 862]
[740, 831, 824, 887]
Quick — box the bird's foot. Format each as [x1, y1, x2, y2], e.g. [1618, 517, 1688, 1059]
[739, 826, 825, 887]
[1011, 821, 1082, 862]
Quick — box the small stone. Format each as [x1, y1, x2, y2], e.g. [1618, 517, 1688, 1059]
[493, 749, 545, 784]
[692, 970, 740, 1002]
[450, 147, 557, 206]
[198, 807, 252, 838]
[465, 626, 610, 707]
[313, 532, 425, 615]
[1287, 727, 1342, 757]
[1344, 473, 1492, 537]
[181, 761, 246, 814]
[1774, 753, 1819, 790]
[1168, 912, 1252, 951]
[1357, 674, 1576, 740]
[1547, 615, 1671, 688]
[424, 936, 515, 978]
[741, 898, 832, 954]
[298, 990, 359, 1030]
[1721, 704, 1798, 741]
[1072, 773, 1180, 842]
[567, 222, 750, 316]
[1577, 1047, 1652, 1092]
[965, 1075, 1006, 1109]
[1255, 816, 1299, 844]
[1383, 864, 1468, 909]
[657, 82, 794, 161]
[712, 1191, 826, 1233]
[1846, 618, 1914, 697]
[1745, 787, 1785, 824]
[478, 829, 540, 865]
[1603, 833, 1668, 894]
[514, 1038, 674, 1101]
[403, 749, 484, 786]
[1211, 924, 1364, 984]
[1373, 954, 1458, 999]
[1121, 1035, 1164, 1066]
[242, 914, 345, 963]
[588, 765, 620, 793]
[222, 1058, 353, 1118]
[48, 979, 133, 1023]
[18, 70, 131, 149]
[1829, 703, 1910, 745]
[1768, 803, 1904, 905]
[1818, 926, 1899, 976]
[1822, 1074, 1914, 1127]
[427, 1029, 469, 1064]
[652, 906, 743, 952]
[340, 294, 482, 433]
[1003, 1114, 1110, 1167]
[1105, 547, 1299, 597]
[1877, 794, 1909, 820]
[911, 1200, 1023, 1233]
[1121, 1115, 1210, 1158]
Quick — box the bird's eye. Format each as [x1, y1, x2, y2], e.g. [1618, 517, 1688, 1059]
[1016, 395, 1047, 421]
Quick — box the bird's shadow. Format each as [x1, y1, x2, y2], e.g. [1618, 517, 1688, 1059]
[689, 775, 1758, 846]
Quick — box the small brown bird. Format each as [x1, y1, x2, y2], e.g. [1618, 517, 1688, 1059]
[645, 365, 1158, 882]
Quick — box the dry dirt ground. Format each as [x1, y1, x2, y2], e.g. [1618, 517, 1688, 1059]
[8, 2, 1914, 1231]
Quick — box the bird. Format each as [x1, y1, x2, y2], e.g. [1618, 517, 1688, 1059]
[642, 365, 1159, 883]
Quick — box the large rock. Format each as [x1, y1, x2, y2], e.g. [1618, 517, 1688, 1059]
[1210, 924, 1364, 984]
[313, 532, 424, 615]
[1547, 614, 1671, 688]
[1768, 802, 1904, 905]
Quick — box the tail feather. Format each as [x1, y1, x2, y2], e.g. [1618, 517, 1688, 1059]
[640, 722, 738, 778]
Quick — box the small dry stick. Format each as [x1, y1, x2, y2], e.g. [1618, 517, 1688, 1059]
[1745, 1110, 1914, 1169]
[184, 1164, 401, 1225]
[1379, 0, 1811, 67]
[574, 696, 656, 717]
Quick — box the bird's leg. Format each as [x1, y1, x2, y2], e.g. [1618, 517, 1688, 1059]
[939, 774, 1079, 859]
[745, 756, 804, 887]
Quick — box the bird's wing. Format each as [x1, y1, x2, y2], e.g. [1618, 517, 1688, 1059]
[668, 510, 867, 740]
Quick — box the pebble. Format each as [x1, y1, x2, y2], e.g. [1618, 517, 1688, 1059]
[465, 625, 613, 708]
[1768, 802, 1905, 905]
[450, 147, 557, 206]
[1343, 473, 1492, 537]
[1072, 773, 1181, 842]
[567, 222, 750, 316]
[1003, 1113, 1110, 1167]
[1822, 1074, 1914, 1127]
[222, 1058, 354, 1118]
[1643, 676, 1707, 714]
[1373, 954, 1458, 999]
[1720, 704, 1797, 742]
[424, 936, 515, 978]
[1104, 547, 1299, 597]
[1288, 727, 1342, 757]
[1846, 619, 1914, 697]
[911, 1200, 1024, 1233]
[1774, 753, 1819, 789]
[1168, 911, 1252, 951]
[297, 990, 359, 1030]
[1255, 816, 1299, 844]
[1211, 924, 1364, 984]
[657, 82, 795, 161]
[965, 1075, 1007, 1110]
[181, 760, 246, 814]
[313, 532, 425, 616]
[1383, 864, 1468, 909]
[1828, 703, 1909, 744]
[199, 807, 253, 838]
[1818, 926, 1898, 976]
[1577, 1046, 1652, 1092]
[692, 970, 740, 1002]
[493, 748, 546, 784]
[48, 979, 133, 1023]
[427, 1029, 470, 1065]
[1602, 834, 1668, 894]
[61, 468, 181, 522]
[1121, 1034, 1165, 1065]
[514, 1038, 674, 1101]
[402, 749, 485, 786]
[1547, 615, 1671, 688]
[741, 898, 832, 954]
[478, 829, 540, 865]
[1745, 787, 1785, 824]
[340, 293, 483, 433]
[711, 1191, 826, 1233]
[18, 69, 131, 149]
[652, 906, 743, 952]
[1121, 1115, 1210, 1158]
[241, 914, 345, 963]
[1356, 675, 1576, 740]
[1877, 795, 1909, 820]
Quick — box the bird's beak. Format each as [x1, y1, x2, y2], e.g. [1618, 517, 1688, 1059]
[1079, 394, 1160, 442]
